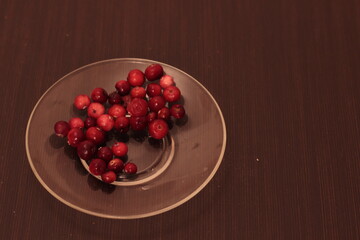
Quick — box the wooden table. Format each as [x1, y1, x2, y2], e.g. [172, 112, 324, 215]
[1, 0, 359, 239]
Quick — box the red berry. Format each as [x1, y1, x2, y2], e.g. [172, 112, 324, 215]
[124, 163, 137, 174]
[108, 91, 122, 105]
[148, 96, 166, 112]
[146, 83, 162, 97]
[148, 119, 169, 139]
[112, 142, 128, 157]
[115, 80, 131, 96]
[127, 98, 148, 117]
[54, 121, 71, 137]
[84, 117, 96, 128]
[87, 102, 105, 119]
[159, 75, 175, 89]
[170, 104, 186, 119]
[67, 128, 85, 147]
[91, 87, 108, 104]
[145, 64, 164, 81]
[127, 69, 145, 87]
[121, 95, 132, 108]
[85, 127, 105, 145]
[89, 158, 107, 175]
[97, 146, 113, 162]
[130, 86, 146, 98]
[96, 114, 114, 132]
[69, 117, 84, 129]
[130, 116, 147, 131]
[108, 104, 126, 119]
[74, 95, 91, 110]
[114, 116, 130, 133]
[77, 140, 97, 160]
[107, 158, 124, 173]
[163, 86, 181, 102]
[157, 107, 170, 120]
[101, 171, 117, 183]
[146, 112, 157, 123]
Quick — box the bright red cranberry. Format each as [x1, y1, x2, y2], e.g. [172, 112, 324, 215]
[130, 116, 147, 131]
[108, 91, 122, 105]
[130, 86, 146, 98]
[114, 116, 130, 133]
[54, 121, 71, 137]
[121, 95, 132, 108]
[124, 163, 137, 174]
[96, 114, 114, 132]
[101, 171, 117, 183]
[127, 69, 145, 87]
[112, 142, 128, 157]
[146, 83, 162, 97]
[91, 87, 108, 103]
[85, 127, 105, 145]
[84, 117, 96, 128]
[67, 128, 85, 147]
[108, 104, 126, 119]
[148, 119, 169, 139]
[170, 104, 186, 119]
[163, 86, 181, 102]
[146, 112, 157, 123]
[145, 64, 164, 81]
[159, 75, 175, 89]
[69, 117, 84, 129]
[115, 80, 131, 96]
[77, 140, 97, 160]
[148, 96, 166, 112]
[107, 158, 124, 173]
[87, 102, 105, 119]
[157, 107, 170, 120]
[89, 158, 107, 175]
[74, 95, 91, 110]
[127, 98, 148, 117]
[97, 146, 113, 162]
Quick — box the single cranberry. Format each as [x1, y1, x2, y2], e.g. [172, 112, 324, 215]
[146, 112, 157, 123]
[127, 69, 145, 87]
[148, 119, 169, 139]
[91, 87, 108, 104]
[87, 102, 105, 119]
[114, 116, 130, 133]
[130, 86, 146, 98]
[157, 107, 170, 120]
[54, 121, 71, 137]
[146, 83, 162, 97]
[77, 140, 97, 160]
[148, 96, 166, 112]
[89, 158, 107, 175]
[112, 142, 128, 157]
[127, 98, 148, 117]
[101, 171, 117, 183]
[69, 117, 84, 129]
[107, 158, 124, 173]
[163, 86, 181, 102]
[97, 146, 113, 162]
[74, 95, 91, 110]
[108, 104, 126, 119]
[67, 128, 85, 147]
[108, 91, 122, 105]
[170, 104, 186, 119]
[85, 127, 105, 145]
[145, 64, 164, 81]
[124, 163, 137, 174]
[96, 114, 114, 132]
[121, 95, 132, 108]
[115, 80, 131, 96]
[159, 75, 175, 89]
[130, 116, 147, 131]
[84, 117, 96, 128]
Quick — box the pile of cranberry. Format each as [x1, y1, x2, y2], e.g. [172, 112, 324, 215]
[53, 63, 185, 184]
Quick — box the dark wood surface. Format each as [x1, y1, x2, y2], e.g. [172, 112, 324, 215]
[1, 0, 360, 239]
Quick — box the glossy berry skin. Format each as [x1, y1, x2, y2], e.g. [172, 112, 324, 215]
[146, 112, 157, 123]
[163, 86, 181, 102]
[170, 104, 186, 119]
[124, 163, 137, 174]
[96, 114, 114, 132]
[130, 116, 147, 131]
[115, 80, 131, 96]
[107, 158, 124, 173]
[127, 98, 148, 117]
[146, 83, 162, 97]
[67, 128, 85, 147]
[108, 91, 122, 105]
[127, 69, 145, 87]
[77, 140, 97, 160]
[84, 117, 96, 128]
[130, 87, 146, 98]
[145, 64, 164, 81]
[89, 158, 107, 175]
[108, 104, 126, 119]
[54, 121, 71, 137]
[91, 87, 108, 104]
[101, 171, 117, 183]
[148, 119, 169, 139]
[112, 142, 128, 157]
[157, 107, 170, 120]
[148, 96, 166, 112]
[69, 117, 84, 129]
[85, 127, 105, 145]
[87, 102, 105, 119]
[121, 95, 132, 108]
[159, 75, 175, 89]
[114, 116, 130, 133]
[74, 95, 91, 110]
[97, 146, 113, 162]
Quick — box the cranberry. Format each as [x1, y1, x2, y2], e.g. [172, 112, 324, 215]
[170, 104, 185, 119]
[85, 127, 105, 145]
[148, 96, 166, 112]
[163, 86, 181, 102]
[145, 64, 164, 81]
[112, 142, 128, 157]
[67, 128, 85, 147]
[146, 83, 162, 97]
[114, 116, 130, 133]
[115, 80, 131, 96]
[108, 104, 126, 119]
[91, 87, 108, 103]
[127, 98, 148, 117]
[84, 117, 96, 128]
[127, 69, 145, 87]
[148, 119, 169, 139]
[97, 146, 113, 162]
[130, 87, 146, 98]
[121, 95, 132, 108]
[89, 158, 107, 175]
[159, 75, 175, 89]
[108, 91, 122, 105]
[130, 116, 147, 131]
[69, 117, 84, 129]
[54, 121, 71, 137]
[87, 102, 105, 119]
[124, 163, 137, 174]
[146, 112, 157, 123]
[107, 158, 124, 173]
[74, 95, 91, 110]
[77, 140, 97, 160]
[101, 171, 117, 183]
[96, 114, 114, 132]
[157, 107, 170, 120]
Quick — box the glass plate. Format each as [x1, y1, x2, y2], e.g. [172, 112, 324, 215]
[25, 58, 226, 219]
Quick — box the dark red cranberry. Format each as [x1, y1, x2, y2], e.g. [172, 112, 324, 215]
[127, 98, 148, 117]
[148, 119, 169, 139]
[54, 121, 71, 137]
[77, 140, 97, 160]
[121, 95, 132, 108]
[74, 95, 91, 110]
[87, 102, 105, 119]
[163, 86, 181, 102]
[69, 117, 84, 129]
[85, 127, 105, 145]
[170, 104, 186, 119]
[108, 91, 122, 105]
[89, 158, 107, 175]
[115, 80, 131, 96]
[114, 116, 130, 133]
[145, 64, 164, 81]
[84, 117, 96, 128]
[108, 104, 126, 119]
[97, 146, 113, 162]
[146, 112, 157, 123]
[129, 116, 147, 131]
[130, 86, 146, 98]
[96, 114, 114, 132]
[146, 83, 162, 97]
[148, 96, 166, 112]
[112, 142, 128, 157]
[101, 171, 117, 183]
[67, 128, 85, 147]
[127, 69, 145, 87]
[107, 158, 124, 173]
[157, 107, 170, 120]
[124, 163, 137, 174]
[159, 75, 175, 89]
[91, 87, 108, 104]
